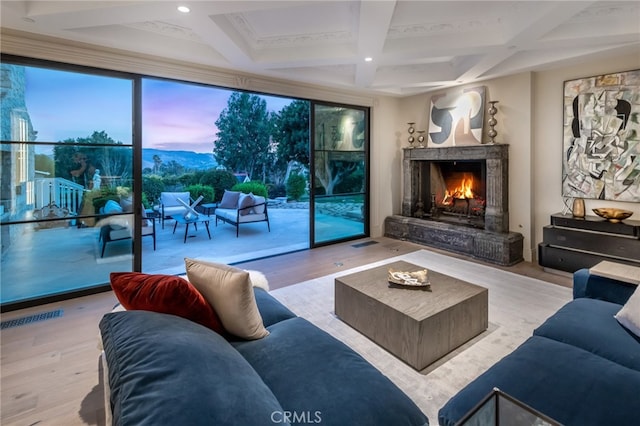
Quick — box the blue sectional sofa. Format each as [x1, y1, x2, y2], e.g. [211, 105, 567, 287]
[99, 287, 429, 426]
[439, 268, 640, 426]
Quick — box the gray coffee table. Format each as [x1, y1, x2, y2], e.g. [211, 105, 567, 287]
[172, 215, 211, 243]
[335, 260, 488, 370]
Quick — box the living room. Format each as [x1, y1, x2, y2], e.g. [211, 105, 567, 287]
[1, 1, 639, 425]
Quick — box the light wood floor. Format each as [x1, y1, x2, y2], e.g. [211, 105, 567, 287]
[0, 237, 571, 426]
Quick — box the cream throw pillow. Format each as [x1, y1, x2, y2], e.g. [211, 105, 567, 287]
[185, 258, 269, 340]
[615, 285, 640, 338]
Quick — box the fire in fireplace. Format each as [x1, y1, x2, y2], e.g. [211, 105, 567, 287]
[428, 160, 486, 227]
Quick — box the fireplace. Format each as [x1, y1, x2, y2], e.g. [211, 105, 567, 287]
[385, 145, 523, 265]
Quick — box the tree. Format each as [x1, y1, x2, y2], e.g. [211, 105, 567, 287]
[213, 92, 272, 180]
[53, 130, 131, 189]
[271, 100, 310, 184]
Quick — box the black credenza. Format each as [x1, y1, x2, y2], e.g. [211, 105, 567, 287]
[538, 213, 640, 273]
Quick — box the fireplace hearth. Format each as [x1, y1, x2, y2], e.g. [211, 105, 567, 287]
[385, 145, 523, 265]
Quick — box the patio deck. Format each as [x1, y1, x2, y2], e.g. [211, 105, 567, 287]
[1, 206, 364, 305]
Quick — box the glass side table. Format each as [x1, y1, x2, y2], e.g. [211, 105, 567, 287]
[457, 388, 562, 426]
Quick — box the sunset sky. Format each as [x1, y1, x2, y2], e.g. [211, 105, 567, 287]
[25, 66, 293, 153]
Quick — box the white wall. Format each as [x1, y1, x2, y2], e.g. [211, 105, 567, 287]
[533, 51, 640, 256]
[395, 74, 536, 261]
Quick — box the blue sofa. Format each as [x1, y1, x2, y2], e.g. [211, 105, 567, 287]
[438, 268, 640, 426]
[99, 288, 429, 426]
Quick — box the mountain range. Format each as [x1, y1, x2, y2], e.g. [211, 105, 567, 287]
[142, 148, 218, 171]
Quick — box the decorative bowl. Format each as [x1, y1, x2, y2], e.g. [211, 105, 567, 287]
[592, 208, 633, 223]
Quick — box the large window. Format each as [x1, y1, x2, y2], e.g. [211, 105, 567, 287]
[0, 61, 134, 308]
[1, 57, 370, 310]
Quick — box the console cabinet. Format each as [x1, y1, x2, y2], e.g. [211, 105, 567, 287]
[538, 213, 640, 273]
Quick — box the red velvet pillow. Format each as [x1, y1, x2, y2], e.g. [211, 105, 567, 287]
[110, 272, 224, 334]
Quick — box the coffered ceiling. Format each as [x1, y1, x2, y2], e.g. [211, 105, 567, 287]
[1, 1, 639, 96]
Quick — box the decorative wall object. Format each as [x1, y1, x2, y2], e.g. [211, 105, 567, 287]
[562, 70, 640, 202]
[428, 86, 485, 147]
[486, 101, 499, 144]
[407, 122, 415, 147]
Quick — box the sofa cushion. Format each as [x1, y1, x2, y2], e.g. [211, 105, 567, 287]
[110, 272, 224, 334]
[534, 298, 640, 371]
[185, 258, 269, 340]
[219, 190, 240, 208]
[253, 287, 297, 327]
[438, 335, 640, 426]
[100, 311, 288, 426]
[233, 317, 429, 426]
[616, 285, 640, 338]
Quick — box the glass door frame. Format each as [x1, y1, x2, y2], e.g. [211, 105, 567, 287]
[309, 101, 370, 248]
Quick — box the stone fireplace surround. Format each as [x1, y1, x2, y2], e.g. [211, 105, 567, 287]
[385, 145, 524, 265]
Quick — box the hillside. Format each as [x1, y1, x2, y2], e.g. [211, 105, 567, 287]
[142, 149, 218, 171]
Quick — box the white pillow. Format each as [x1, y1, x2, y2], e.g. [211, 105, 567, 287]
[184, 258, 269, 340]
[615, 286, 640, 338]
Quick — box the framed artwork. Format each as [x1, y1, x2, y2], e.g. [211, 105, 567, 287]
[428, 86, 485, 147]
[562, 69, 640, 202]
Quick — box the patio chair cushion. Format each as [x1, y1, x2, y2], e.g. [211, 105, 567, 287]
[220, 190, 241, 208]
[185, 258, 269, 341]
[238, 193, 255, 215]
[110, 272, 225, 333]
[252, 195, 266, 214]
[103, 199, 123, 214]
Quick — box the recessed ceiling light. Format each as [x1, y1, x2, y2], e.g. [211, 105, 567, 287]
[364, 57, 373, 62]
[177, 6, 190, 13]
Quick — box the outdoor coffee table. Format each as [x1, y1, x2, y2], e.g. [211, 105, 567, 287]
[172, 215, 211, 243]
[335, 260, 488, 370]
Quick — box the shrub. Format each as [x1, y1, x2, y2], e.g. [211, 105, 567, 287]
[286, 173, 306, 201]
[199, 170, 238, 202]
[267, 183, 286, 199]
[232, 181, 268, 198]
[142, 175, 165, 204]
[185, 184, 215, 204]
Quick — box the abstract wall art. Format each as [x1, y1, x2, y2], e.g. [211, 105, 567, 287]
[428, 86, 485, 147]
[562, 70, 640, 202]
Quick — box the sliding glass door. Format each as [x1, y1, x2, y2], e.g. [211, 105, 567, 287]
[311, 102, 369, 246]
[0, 60, 134, 308]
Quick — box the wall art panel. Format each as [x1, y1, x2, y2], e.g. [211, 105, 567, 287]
[428, 86, 485, 147]
[563, 70, 640, 202]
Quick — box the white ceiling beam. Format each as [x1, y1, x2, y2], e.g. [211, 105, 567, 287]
[354, 1, 396, 87]
[457, 1, 598, 82]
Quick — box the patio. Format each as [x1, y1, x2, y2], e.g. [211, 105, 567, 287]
[0, 204, 364, 305]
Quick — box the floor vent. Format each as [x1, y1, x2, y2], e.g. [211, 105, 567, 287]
[351, 240, 379, 248]
[1, 309, 63, 330]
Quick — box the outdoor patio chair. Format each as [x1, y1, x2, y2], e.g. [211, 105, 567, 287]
[99, 204, 156, 257]
[160, 191, 190, 229]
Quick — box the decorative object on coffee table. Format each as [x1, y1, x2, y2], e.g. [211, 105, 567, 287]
[388, 268, 431, 291]
[487, 101, 499, 144]
[592, 207, 633, 223]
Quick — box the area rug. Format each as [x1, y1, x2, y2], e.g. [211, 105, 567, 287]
[269, 249, 572, 423]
